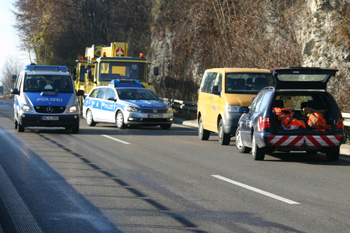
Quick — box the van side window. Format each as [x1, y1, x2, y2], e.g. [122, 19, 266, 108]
[201, 72, 217, 93]
[216, 74, 222, 93]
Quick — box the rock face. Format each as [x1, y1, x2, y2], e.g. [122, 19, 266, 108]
[148, 0, 350, 108]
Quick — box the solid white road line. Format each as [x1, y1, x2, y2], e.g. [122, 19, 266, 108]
[212, 175, 300, 205]
[102, 135, 131, 145]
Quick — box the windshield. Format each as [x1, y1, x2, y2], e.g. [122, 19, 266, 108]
[99, 62, 147, 82]
[24, 74, 73, 93]
[117, 88, 158, 100]
[225, 73, 273, 94]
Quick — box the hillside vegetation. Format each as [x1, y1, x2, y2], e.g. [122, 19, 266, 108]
[13, 0, 350, 110]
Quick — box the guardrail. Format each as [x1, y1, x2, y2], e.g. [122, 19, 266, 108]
[162, 98, 350, 128]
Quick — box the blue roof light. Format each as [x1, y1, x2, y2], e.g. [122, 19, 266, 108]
[109, 79, 144, 88]
[25, 65, 69, 72]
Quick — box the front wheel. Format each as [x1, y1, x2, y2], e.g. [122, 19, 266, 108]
[116, 111, 126, 129]
[17, 123, 24, 132]
[160, 124, 171, 130]
[325, 147, 340, 161]
[252, 135, 265, 160]
[218, 119, 230, 145]
[198, 116, 210, 140]
[235, 128, 251, 153]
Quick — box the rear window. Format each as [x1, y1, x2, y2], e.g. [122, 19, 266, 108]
[225, 73, 273, 94]
[277, 74, 329, 82]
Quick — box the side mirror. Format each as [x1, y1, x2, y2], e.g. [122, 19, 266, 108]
[239, 107, 249, 113]
[153, 67, 159, 76]
[107, 97, 116, 102]
[211, 85, 220, 95]
[11, 88, 19, 95]
[76, 90, 84, 96]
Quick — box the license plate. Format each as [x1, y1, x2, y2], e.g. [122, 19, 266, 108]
[42, 116, 59, 121]
[148, 114, 159, 118]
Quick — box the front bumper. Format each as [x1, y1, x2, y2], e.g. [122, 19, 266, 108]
[223, 112, 243, 134]
[18, 113, 80, 128]
[124, 111, 173, 125]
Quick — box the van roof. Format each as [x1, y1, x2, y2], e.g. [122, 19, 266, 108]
[205, 68, 271, 73]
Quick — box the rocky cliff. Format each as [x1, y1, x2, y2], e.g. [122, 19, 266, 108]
[148, 0, 350, 110]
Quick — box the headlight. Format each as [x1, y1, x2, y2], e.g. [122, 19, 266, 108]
[167, 107, 173, 112]
[66, 104, 79, 113]
[21, 105, 33, 112]
[225, 105, 240, 113]
[126, 106, 141, 112]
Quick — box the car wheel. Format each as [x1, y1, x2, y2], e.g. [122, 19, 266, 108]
[160, 124, 171, 130]
[17, 123, 24, 132]
[218, 119, 230, 145]
[198, 116, 210, 140]
[72, 125, 79, 134]
[252, 135, 265, 160]
[116, 111, 126, 129]
[14, 119, 18, 129]
[325, 147, 340, 161]
[235, 128, 251, 153]
[86, 109, 96, 126]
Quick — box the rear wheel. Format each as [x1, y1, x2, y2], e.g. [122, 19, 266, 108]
[325, 147, 340, 161]
[218, 119, 230, 145]
[235, 128, 251, 153]
[86, 109, 96, 126]
[252, 135, 265, 160]
[198, 116, 210, 140]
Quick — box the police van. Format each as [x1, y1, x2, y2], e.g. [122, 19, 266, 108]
[11, 65, 83, 133]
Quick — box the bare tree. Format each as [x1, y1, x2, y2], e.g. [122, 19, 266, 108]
[0, 56, 23, 94]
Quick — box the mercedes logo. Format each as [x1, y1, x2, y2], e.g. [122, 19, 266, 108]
[46, 106, 54, 113]
[153, 109, 157, 113]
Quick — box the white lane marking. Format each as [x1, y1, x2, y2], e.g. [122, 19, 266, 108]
[102, 135, 131, 145]
[212, 175, 300, 205]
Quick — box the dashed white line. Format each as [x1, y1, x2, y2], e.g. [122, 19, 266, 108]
[212, 175, 300, 205]
[102, 135, 131, 145]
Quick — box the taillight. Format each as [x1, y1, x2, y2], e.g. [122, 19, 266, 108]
[258, 117, 270, 131]
[337, 117, 344, 129]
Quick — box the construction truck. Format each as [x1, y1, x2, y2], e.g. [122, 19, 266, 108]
[73, 44, 106, 95]
[84, 42, 150, 94]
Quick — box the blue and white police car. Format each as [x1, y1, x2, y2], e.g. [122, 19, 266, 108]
[11, 65, 83, 133]
[83, 80, 173, 129]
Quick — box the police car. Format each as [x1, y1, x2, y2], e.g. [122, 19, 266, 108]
[83, 80, 173, 129]
[11, 65, 83, 133]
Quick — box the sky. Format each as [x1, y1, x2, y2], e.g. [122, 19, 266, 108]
[0, 0, 30, 71]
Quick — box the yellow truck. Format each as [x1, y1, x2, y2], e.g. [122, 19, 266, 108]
[83, 42, 150, 94]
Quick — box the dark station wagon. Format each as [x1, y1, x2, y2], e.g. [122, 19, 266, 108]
[235, 67, 344, 161]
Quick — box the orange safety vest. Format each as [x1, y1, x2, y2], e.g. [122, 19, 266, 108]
[273, 107, 306, 129]
[307, 112, 331, 131]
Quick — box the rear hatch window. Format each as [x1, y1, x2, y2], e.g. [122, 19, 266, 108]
[271, 68, 337, 90]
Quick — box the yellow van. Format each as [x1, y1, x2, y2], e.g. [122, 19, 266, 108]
[197, 68, 273, 145]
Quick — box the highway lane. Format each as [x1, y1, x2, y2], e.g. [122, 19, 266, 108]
[1, 99, 350, 232]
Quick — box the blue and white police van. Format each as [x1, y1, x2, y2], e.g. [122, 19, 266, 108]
[11, 65, 83, 133]
[83, 79, 173, 129]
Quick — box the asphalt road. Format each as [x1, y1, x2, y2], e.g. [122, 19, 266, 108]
[0, 99, 350, 233]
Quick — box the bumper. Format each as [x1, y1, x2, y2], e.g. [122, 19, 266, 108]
[255, 132, 343, 150]
[19, 113, 80, 127]
[124, 112, 173, 125]
[223, 112, 242, 134]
